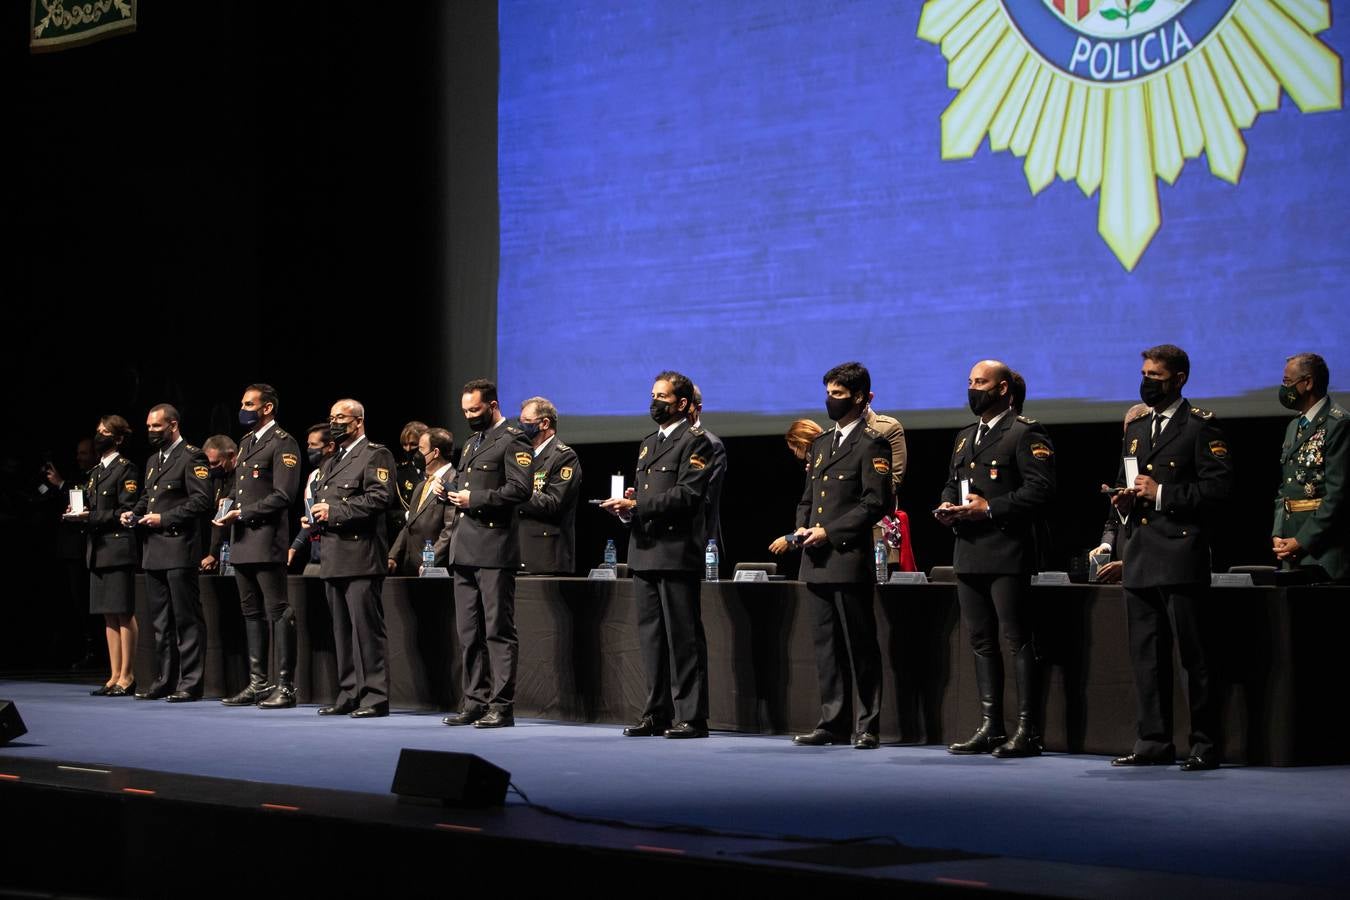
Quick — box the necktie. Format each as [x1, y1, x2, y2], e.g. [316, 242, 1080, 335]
[658, 432, 667, 445]
[473, 432, 485, 452]
[975, 423, 988, 446]
[1152, 414, 1165, 442]
[416, 478, 433, 512]
[831, 428, 841, 454]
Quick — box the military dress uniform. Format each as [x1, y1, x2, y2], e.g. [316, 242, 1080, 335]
[388, 462, 457, 576]
[1273, 397, 1348, 581]
[130, 440, 214, 698]
[86, 454, 142, 615]
[1113, 400, 1233, 765]
[518, 438, 582, 575]
[942, 411, 1056, 755]
[315, 436, 397, 715]
[446, 420, 533, 724]
[223, 422, 303, 706]
[795, 421, 894, 744]
[624, 420, 714, 734]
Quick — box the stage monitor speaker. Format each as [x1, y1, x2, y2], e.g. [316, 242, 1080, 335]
[391, 748, 509, 807]
[0, 700, 27, 745]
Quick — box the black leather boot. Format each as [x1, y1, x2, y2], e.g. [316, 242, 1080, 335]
[993, 643, 1043, 758]
[258, 614, 297, 709]
[948, 651, 1006, 754]
[221, 618, 274, 706]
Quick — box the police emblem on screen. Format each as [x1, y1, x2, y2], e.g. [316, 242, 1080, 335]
[918, 0, 1342, 270]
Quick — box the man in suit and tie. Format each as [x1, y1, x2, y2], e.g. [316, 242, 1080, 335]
[122, 404, 214, 701]
[688, 386, 727, 573]
[441, 379, 533, 728]
[937, 360, 1057, 759]
[1109, 345, 1233, 771]
[388, 427, 457, 575]
[1272, 352, 1348, 582]
[310, 399, 397, 718]
[517, 397, 582, 575]
[200, 435, 237, 573]
[787, 362, 894, 749]
[602, 371, 715, 739]
[215, 384, 304, 709]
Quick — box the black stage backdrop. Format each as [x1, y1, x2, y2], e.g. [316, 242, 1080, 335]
[0, 2, 1293, 669]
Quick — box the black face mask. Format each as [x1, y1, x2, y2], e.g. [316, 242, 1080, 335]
[94, 433, 116, 455]
[1139, 377, 1173, 409]
[239, 408, 261, 428]
[466, 411, 493, 433]
[209, 466, 229, 481]
[520, 421, 542, 439]
[968, 386, 1003, 416]
[328, 422, 350, 442]
[650, 399, 680, 425]
[146, 431, 168, 449]
[1277, 383, 1305, 411]
[825, 395, 856, 422]
[306, 448, 324, 467]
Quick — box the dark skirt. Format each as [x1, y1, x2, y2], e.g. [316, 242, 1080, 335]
[89, 566, 135, 616]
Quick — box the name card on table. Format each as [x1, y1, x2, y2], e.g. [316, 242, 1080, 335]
[732, 569, 769, 583]
[1211, 572, 1254, 588]
[888, 571, 928, 585]
[420, 567, 451, 578]
[587, 568, 618, 581]
[1031, 572, 1071, 586]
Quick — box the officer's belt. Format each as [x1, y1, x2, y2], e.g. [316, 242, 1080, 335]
[1284, 498, 1322, 514]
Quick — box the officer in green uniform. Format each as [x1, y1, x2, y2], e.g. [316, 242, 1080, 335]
[1273, 353, 1348, 582]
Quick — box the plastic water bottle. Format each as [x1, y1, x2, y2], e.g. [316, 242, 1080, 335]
[421, 539, 435, 575]
[603, 539, 617, 569]
[220, 540, 233, 576]
[874, 540, 888, 583]
[705, 540, 719, 582]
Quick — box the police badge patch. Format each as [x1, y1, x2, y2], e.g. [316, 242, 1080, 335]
[281, 453, 298, 468]
[376, 467, 390, 482]
[515, 452, 533, 468]
[560, 466, 573, 481]
[1030, 442, 1053, 460]
[124, 480, 138, 493]
[873, 457, 891, 474]
[193, 466, 209, 480]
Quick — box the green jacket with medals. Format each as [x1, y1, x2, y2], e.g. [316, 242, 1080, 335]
[1273, 395, 1348, 580]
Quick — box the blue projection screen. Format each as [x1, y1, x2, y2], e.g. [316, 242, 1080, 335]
[499, 0, 1349, 442]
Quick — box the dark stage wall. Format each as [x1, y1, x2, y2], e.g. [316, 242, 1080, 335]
[0, 3, 1301, 668]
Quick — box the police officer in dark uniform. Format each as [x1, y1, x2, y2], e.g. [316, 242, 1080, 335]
[937, 360, 1056, 759]
[441, 379, 533, 728]
[1109, 345, 1233, 771]
[517, 397, 582, 575]
[123, 404, 213, 701]
[216, 384, 304, 709]
[1272, 352, 1348, 582]
[787, 362, 893, 750]
[76, 415, 142, 696]
[602, 371, 715, 739]
[310, 399, 397, 718]
[200, 435, 238, 572]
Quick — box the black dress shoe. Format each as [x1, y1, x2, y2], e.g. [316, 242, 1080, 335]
[164, 692, 199, 703]
[474, 709, 514, 728]
[948, 721, 1007, 755]
[1180, 755, 1219, 771]
[257, 685, 296, 710]
[350, 703, 389, 719]
[442, 708, 486, 727]
[793, 729, 845, 746]
[135, 686, 170, 701]
[220, 680, 275, 707]
[1111, 752, 1175, 767]
[991, 724, 1043, 758]
[90, 684, 113, 697]
[319, 702, 359, 716]
[664, 721, 708, 739]
[853, 733, 880, 750]
[622, 716, 670, 737]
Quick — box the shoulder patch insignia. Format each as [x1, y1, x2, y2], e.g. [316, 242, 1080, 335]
[376, 467, 390, 482]
[123, 480, 138, 493]
[872, 457, 890, 474]
[515, 452, 532, 467]
[954, 437, 966, 454]
[639, 444, 649, 460]
[560, 466, 573, 482]
[281, 453, 299, 469]
[193, 465, 209, 480]
[1030, 442, 1053, 460]
[689, 454, 707, 470]
[1208, 441, 1229, 459]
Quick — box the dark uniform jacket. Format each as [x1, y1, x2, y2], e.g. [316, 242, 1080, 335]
[796, 422, 894, 583]
[448, 421, 533, 569]
[228, 423, 303, 565]
[702, 428, 727, 558]
[942, 413, 1057, 575]
[315, 437, 397, 579]
[1113, 401, 1233, 588]
[132, 441, 214, 570]
[1273, 396, 1348, 580]
[389, 464, 457, 575]
[86, 455, 141, 570]
[206, 470, 233, 562]
[627, 420, 714, 573]
[518, 438, 582, 575]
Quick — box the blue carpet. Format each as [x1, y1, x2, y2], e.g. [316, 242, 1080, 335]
[2, 680, 1348, 889]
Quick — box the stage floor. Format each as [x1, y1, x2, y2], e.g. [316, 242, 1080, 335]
[2, 679, 1347, 897]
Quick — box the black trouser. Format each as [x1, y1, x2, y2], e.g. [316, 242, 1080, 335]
[453, 565, 517, 712]
[324, 575, 389, 710]
[233, 563, 290, 622]
[632, 571, 709, 725]
[143, 567, 204, 695]
[956, 573, 1032, 654]
[1124, 583, 1215, 759]
[805, 582, 882, 738]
